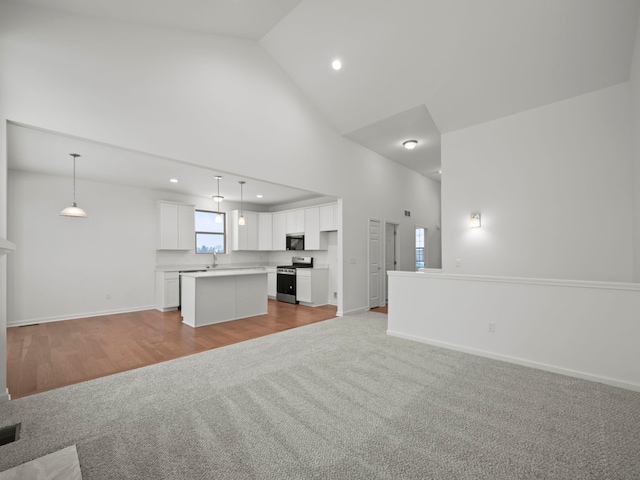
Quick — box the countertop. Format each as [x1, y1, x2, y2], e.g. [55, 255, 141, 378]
[157, 263, 329, 272]
[156, 264, 278, 272]
[179, 267, 270, 278]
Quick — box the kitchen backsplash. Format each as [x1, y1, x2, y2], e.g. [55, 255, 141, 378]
[156, 249, 330, 267]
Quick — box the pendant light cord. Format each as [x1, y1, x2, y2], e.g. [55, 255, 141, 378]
[71, 153, 80, 206]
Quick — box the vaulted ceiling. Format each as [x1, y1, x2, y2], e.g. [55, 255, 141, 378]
[8, 0, 640, 179]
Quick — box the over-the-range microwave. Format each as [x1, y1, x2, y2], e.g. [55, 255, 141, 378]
[286, 234, 305, 251]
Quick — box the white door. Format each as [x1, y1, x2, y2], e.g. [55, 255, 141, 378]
[369, 219, 382, 308]
[384, 222, 397, 302]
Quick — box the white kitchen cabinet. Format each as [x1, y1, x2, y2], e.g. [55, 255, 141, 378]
[285, 209, 305, 234]
[267, 269, 277, 298]
[231, 210, 258, 250]
[158, 201, 195, 250]
[258, 213, 273, 251]
[296, 268, 329, 306]
[296, 270, 312, 303]
[304, 207, 327, 251]
[155, 271, 180, 311]
[319, 203, 338, 231]
[272, 212, 286, 251]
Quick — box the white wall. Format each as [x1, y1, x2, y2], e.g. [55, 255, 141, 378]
[388, 272, 640, 391]
[0, 2, 441, 319]
[441, 83, 634, 282]
[630, 8, 640, 282]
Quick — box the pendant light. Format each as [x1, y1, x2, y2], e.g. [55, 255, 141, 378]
[238, 181, 246, 226]
[213, 175, 223, 223]
[59, 153, 88, 218]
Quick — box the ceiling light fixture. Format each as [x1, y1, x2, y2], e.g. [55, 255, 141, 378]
[470, 213, 481, 228]
[170, 178, 178, 183]
[238, 181, 246, 226]
[403, 140, 418, 150]
[331, 59, 342, 71]
[213, 175, 224, 223]
[59, 153, 88, 218]
[256, 194, 263, 199]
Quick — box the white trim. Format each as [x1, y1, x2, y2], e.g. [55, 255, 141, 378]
[387, 330, 640, 392]
[0, 237, 16, 255]
[337, 306, 368, 317]
[387, 271, 640, 292]
[0, 388, 11, 403]
[8, 305, 156, 327]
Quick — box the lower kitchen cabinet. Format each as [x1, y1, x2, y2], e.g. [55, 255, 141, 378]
[267, 269, 277, 298]
[296, 268, 328, 306]
[155, 271, 179, 311]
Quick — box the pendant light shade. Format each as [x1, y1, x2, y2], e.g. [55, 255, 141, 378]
[213, 175, 223, 223]
[238, 181, 246, 226]
[59, 153, 88, 218]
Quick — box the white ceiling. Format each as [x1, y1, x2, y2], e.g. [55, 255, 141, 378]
[262, 0, 640, 135]
[344, 105, 441, 180]
[9, 0, 303, 40]
[6, 0, 640, 180]
[7, 123, 325, 207]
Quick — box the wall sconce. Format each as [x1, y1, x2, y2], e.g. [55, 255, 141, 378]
[470, 213, 481, 228]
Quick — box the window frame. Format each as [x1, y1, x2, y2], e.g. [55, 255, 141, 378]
[195, 209, 226, 254]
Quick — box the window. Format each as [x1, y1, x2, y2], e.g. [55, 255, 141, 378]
[195, 210, 226, 254]
[415, 227, 426, 269]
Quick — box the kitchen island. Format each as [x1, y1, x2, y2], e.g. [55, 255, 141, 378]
[180, 268, 268, 328]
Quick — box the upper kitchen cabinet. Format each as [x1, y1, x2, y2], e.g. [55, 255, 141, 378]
[272, 212, 286, 251]
[157, 201, 195, 250]
[304, 207, 327, 251]
[285, 209, 305, 234]
[258, 213, 273, 251]
[319, 203, 338, 231]
[230, 210, 258, 251]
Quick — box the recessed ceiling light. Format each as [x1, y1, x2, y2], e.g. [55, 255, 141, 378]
[170, 178, 178, 183]
[438, 170, 442, 174]
[256, 194, 263, 198]
[403, 140, 418, 150]
[331, 59, 342, 71]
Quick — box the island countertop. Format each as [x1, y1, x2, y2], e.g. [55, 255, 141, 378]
[179, 267, 269, 278]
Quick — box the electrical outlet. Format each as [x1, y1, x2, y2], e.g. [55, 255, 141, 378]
[455, 259, 462, 268]
[488, 322, 495, 333]
[333, 292, 337, 298]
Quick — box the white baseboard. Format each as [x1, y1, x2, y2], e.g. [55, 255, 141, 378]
[8, 305, 156, 327]
[387, 330, 640, 393]
[0, 388, 10, 403]
[337, 306, 369, 317]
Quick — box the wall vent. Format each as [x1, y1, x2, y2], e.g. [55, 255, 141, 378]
[0, 424, 21, 446]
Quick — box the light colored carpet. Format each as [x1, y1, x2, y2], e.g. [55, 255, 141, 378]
[0, 312, 639, 479]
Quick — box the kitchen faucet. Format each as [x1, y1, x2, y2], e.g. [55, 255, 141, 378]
[211, 252, 218, 268]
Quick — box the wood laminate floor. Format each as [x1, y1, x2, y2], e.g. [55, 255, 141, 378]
[370, 304, 388, 314]
[7, 299, 337, 399]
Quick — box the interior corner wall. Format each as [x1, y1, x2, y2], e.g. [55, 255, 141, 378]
[0, 2, 441, 321]
[630, 8, 640, 283]
[441, 83, 634, 282]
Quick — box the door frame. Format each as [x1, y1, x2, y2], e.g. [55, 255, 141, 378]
[382, 221, 399, 303]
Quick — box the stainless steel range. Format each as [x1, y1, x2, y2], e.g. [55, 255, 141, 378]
[276, 256, 313, 304]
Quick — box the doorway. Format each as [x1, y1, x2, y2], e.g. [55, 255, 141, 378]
[368, 219, 382, 308]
